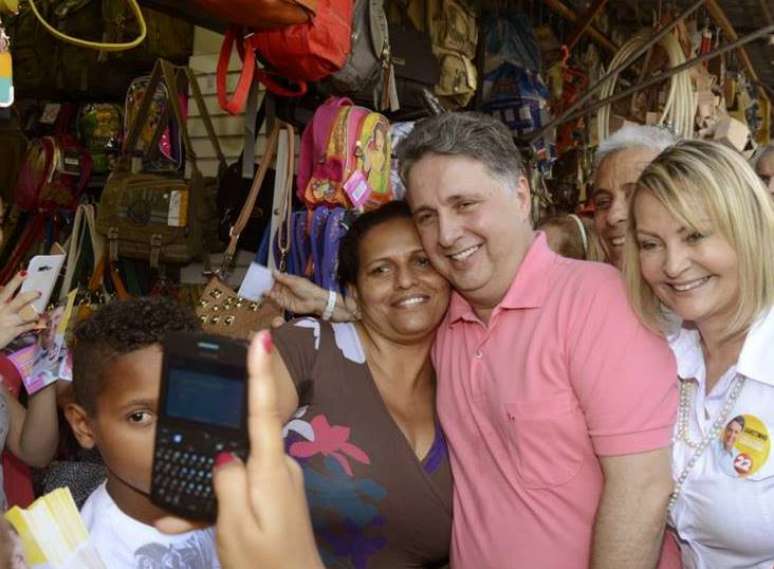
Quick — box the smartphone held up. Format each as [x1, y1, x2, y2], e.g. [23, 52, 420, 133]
[151, 332, 249, 521]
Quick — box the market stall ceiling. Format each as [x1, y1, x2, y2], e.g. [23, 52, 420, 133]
[142, 0, 772, 89]
[569, 0, 774, 90]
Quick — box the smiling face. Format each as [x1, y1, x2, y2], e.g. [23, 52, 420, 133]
[593, 147, 660, 268]
[406, 153, 533, 316]
[723, 419, 744, 451]
[352, 217, 450, 343]
[633, 191, 740, 333]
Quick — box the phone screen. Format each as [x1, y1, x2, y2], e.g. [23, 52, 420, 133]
[164, 367, 243, 429]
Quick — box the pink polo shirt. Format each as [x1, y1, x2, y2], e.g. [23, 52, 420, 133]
[433, 233, 677, 569]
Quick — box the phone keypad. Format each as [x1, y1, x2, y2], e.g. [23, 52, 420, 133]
[151, 426, 248, 519]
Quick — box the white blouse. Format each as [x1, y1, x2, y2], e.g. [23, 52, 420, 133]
[668, 310, 774, 569]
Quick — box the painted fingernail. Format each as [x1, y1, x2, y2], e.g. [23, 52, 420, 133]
[19, 270, 27, 277]
[214, 452, 237, 468]
[261, 331, 273, 354]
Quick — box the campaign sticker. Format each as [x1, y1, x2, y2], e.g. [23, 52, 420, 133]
[713, 414, 770, 478]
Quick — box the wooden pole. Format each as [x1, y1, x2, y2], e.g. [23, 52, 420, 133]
[704, 0, 770, 104]
[542, 0, 618, 54]
[564, 0, 609, 52]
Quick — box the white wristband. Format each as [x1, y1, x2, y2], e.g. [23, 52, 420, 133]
[322, 290, 337, 321]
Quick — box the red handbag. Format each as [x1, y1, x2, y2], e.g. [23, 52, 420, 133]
[217, 0, 352, 113]
[190, 0, 317, 29]
[14, 135, 93, 213]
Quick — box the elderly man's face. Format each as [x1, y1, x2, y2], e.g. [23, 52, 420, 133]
[592, 147, 659, 268]
[407, 153, 532, 314]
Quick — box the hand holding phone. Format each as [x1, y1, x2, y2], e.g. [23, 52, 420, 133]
[0, 272, 46, 350]
[19, 255, 66, 318]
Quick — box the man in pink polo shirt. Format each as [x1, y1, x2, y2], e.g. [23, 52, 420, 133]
[399, 113, 677, 569]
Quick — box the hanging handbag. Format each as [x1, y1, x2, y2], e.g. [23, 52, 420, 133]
[95, 59, 226, 267]
[190, 0, 316, 30]
[216, 0, 352, 111]
[196, 122, 294, 339]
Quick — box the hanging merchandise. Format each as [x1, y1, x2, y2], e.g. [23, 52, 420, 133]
[328, 0, 392, 108]
[14, 136, 93, 212]
[123, 74, 183, 172]
[312, 206, 348, 291]
[425, 0, 478, 108]
[6, 0, 192, 97]
[100, 3, 193, 67]
[26, 0, 146, 51]
[297, 96, 392, 210]
[95, 59, 227, 268]
[481, 63, 554, 155]
[596, 29, 697, 142]
[77, 103, 122, 175]
[216, 93, 275, 252]
[388, 24, 440, 111]
[0, 111, 27, 203]
[197, 122, 291, 340]
[0, 23, 13, 107]
[216, 0, 353, 112]
[190, 0, 316, 30]
[388, 121, 415, 200]
[390, 0, 477, 110]
[481, 8, 541, 74]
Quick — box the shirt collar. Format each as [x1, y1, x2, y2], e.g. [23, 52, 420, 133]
[447, 232, 556, 324]
[669, 308, 774, 387]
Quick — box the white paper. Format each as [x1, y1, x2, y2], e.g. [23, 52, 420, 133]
[238, 263, 275, 301]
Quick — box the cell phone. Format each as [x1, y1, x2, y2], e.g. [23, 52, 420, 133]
[151, 332, 249, 521]
[19, 255, 66, 318]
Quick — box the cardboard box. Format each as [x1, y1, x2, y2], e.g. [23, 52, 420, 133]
[713, 116, 750, 152]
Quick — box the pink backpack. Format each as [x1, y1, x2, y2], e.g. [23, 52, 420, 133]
[297, 96, 392, 210]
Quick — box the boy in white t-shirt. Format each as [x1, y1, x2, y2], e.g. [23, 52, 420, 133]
[64, 297, 220, 569]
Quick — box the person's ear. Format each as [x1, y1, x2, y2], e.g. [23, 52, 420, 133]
[64, 403, 97, 449]
[512, 176, 532, 221]
[344, 286, 362, 320]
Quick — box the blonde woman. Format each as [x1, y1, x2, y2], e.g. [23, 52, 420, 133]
[623, 140, 774, 568]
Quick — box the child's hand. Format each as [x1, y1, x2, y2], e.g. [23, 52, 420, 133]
[156, 331, 323, 569]
[0, 272, 45, 350]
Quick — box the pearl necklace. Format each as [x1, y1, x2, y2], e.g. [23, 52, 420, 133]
[668, 376, 746, 511]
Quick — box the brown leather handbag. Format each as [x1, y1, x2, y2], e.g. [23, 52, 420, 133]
[196, 121, 295, 339]
[189, 0, 316, 30]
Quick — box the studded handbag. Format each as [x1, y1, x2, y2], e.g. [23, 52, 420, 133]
[196, 121, 293, 339]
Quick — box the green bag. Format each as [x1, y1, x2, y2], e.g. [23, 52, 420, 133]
[96, 60, 226, 267]
[7, 0, 192, 97]
[101, 3, 193, 67]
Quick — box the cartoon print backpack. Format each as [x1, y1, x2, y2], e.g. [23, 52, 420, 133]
[77, 103, 122, 174]
[124, 74, 183, 171]
[297, 96, 393, 211]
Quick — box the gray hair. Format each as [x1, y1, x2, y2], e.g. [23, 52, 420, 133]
[397, 112, 524, 190]
[753, 143, 774, 169]
[595, 124, 679, 168]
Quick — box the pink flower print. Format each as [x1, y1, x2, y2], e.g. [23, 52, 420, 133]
[289, 415, 370, 476]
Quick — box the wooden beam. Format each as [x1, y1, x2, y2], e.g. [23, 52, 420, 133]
[564, 0, 609, 52]
[705, 0, 770, 103]
[542, 0, 619, 55]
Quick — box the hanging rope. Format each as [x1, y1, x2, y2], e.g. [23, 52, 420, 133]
[597, 28, 697, 142]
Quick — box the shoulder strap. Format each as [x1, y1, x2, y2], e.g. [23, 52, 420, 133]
[59, 205, 86, 301]
[223, 122, 283, 269]
[27, 0, 147, 52]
